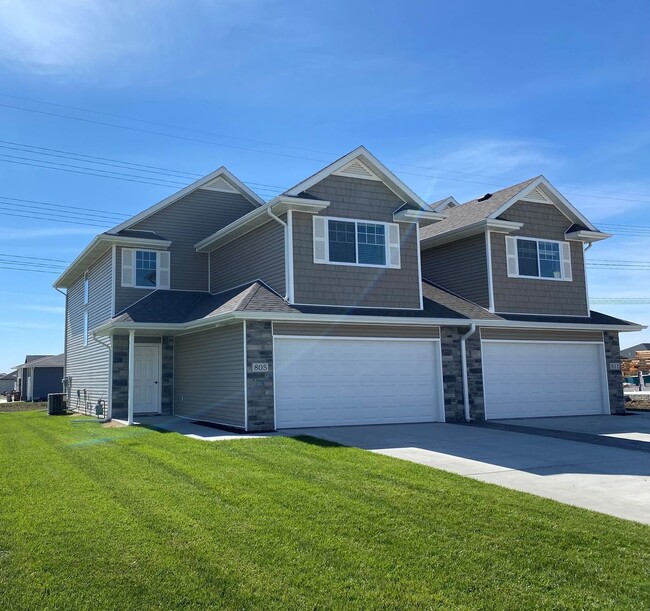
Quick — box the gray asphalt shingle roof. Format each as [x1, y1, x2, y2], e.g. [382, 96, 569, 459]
[420, 177, 539, 241]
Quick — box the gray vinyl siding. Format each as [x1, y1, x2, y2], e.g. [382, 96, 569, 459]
[114, 189, 256, 312]
[421, 234, 489, 307]
[491, 201, 589, 315]
[174, 324, 245, 427]
[65, 249, 113, 412]
[480, 328, 603, 342]
[32, 367, 64, 400]
[209, 219, 285, 295]
[273, 322, 440, 339]
[292, 175, 421, 309]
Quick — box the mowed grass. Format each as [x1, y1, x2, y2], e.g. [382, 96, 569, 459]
[0, 401, 47, 413]
[1, 412, 649, 610]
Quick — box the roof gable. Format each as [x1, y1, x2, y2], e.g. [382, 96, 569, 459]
[108, 167, 265, 235]
[284, 146, 430, 210]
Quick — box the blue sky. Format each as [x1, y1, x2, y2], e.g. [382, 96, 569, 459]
[0, 0, 648, 372]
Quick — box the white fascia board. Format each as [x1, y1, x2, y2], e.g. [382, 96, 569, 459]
[54, 235, 172, 288]
[283, 146, 430, 210]
[488, 176, 599, 232]
[94, 310, 645, 337]
[109, 167, 264, 235]
[393, 209, 446, 225]
[194, 198, 330, 253]
[420, 219, 522, 249]
[565, 230, 612, 242]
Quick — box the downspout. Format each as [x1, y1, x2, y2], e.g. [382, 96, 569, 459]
[266, 207, 290, 301]
[460, 323, 477, 422]
[584, 242, 593, 253]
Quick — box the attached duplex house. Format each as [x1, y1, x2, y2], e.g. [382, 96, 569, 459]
[54, 147, 642, 430]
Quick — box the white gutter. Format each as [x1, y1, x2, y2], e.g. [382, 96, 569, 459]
[266, 207, 290, 301]
[420, 219, 523, 249]
[460, 324, 477, 422]
[92, 310, 646, 338]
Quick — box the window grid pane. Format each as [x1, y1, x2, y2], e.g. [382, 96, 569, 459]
[357, 223, 386, 265]
[517, 239, 539, 277]
[135, 250, 157, 287]
[328, 220, 356, 263]
[538, 241, 561, 278]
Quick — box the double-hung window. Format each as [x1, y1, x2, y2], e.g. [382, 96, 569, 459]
[506, 236, 572, 281]
[313, 216, 401, 268]
[121, 249, 171, 289]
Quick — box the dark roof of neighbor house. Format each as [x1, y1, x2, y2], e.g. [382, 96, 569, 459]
[420, 177, 539, 241]
[0, 372, 16, 381]
[620, 343, 650, 359]
[22, 354, 65, 369]
[113, 280, 499, 325]
[25, 355, 49, 363]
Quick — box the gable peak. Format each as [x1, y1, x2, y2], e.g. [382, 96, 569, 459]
[332, 158, 381, 181]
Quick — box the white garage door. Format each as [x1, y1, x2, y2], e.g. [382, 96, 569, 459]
[274, 337, 443, 428]
[482, 341, 608, 419]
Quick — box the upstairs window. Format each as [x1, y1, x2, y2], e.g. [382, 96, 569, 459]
[313, 216, 400, 268]
[121, 248, 171, 289]
[506, 236, 572, 281]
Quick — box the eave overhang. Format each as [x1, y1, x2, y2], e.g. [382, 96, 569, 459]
[195, 197, 330, 253]
[54, 235, 172, 289]
[420, 219, 523, 249]
[393, 209, 446, 225]
[93, 310, 645, 338]
[565, 230, 612, 243]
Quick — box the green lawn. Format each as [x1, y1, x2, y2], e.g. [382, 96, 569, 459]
[1, 412, 648, 610]
[0, 401, 47, 413]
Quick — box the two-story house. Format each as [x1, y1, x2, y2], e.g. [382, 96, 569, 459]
[54, 147, 642, 430]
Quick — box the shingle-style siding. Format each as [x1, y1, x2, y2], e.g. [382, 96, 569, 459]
[174, 324, 245, 427]
[421, 234, 489, 308]
[491, 200, 589, 315]
[480, 328, 603, 342]
[114, 189, 256, 312]
[292, 175, 421, 309]
[209, 219, 285, 295]
[65, 249, 113, 413]
[273, 322, 440, 339]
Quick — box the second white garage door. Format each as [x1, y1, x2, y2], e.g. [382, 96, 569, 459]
[482, 341, 609, 419]
[274, 337, 444, 428]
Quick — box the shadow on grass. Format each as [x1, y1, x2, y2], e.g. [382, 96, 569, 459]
[290, 435, 345, 448]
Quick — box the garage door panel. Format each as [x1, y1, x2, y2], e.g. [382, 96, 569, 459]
[483, 341, 608, 419]
[274, 338, 442, 428]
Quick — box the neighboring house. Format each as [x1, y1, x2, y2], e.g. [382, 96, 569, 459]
[53, 146, 643, 430]
[620, 343, 650, 360]
[0, 372, 16, 394]
[13, 354, 64, 401]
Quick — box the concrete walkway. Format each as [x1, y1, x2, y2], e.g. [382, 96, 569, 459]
[291, 422, 650, 525]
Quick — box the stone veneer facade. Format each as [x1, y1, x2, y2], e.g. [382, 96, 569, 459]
[603, 331, 625, 415]
[111, 335, 174, 419]
[245, 321, 275, 431]
[440, 326, 485, 423]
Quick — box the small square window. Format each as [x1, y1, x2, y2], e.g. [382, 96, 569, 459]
[135, 250, 157, 287]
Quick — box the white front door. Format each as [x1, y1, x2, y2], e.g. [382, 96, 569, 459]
[482, 341, 609, 419]
[134, 345, 161, 414]
[274, 337, 444, 428]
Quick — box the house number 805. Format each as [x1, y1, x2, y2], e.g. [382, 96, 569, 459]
[252, 363, 269, 373]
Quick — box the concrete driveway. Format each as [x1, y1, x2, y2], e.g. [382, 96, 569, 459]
[292, 419, 650, 525]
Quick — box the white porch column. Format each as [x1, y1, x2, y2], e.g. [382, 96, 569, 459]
[127, 330, 135, 425]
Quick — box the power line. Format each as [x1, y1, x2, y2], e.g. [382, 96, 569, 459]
[0, 200, 128, 224]
[3, 99, 650, 204]
[0, 195, 129, 220]
[0, 252, 69, 264]
[0, 209, 109, 228]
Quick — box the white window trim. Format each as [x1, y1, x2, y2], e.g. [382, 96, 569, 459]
[83, 311, 89, 347]
[314, 215, 400, 269]
[508, 236, 572, 282]
[83, 272, 89, 305]
[122, 248, 171, 290]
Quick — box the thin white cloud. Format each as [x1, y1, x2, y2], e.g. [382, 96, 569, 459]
[18, 305, 66, 315]
[0, 321, 61, 330]
[0, 0, 275, 81]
